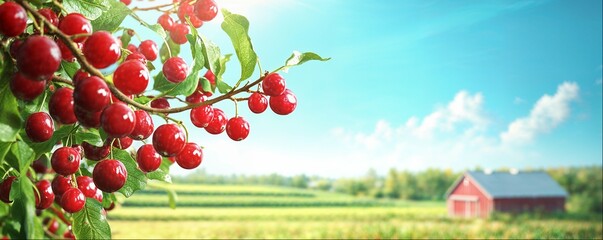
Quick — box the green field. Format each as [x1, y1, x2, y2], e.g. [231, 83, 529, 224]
[108, 183, 602, 239]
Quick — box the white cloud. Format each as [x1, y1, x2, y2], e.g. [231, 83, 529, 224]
[500, 82, 579, 144]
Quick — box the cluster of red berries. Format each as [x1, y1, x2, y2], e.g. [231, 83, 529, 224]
[155, 0, 218, 44]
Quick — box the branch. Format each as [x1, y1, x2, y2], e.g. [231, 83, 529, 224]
[132, 2, 175, 11]
[52, 75, 73, 85]
[16, 0, 265, 114]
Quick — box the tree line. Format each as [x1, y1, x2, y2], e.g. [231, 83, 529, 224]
[173, 166, 602, 213]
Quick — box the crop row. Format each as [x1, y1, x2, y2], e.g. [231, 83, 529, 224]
[136, 189, 315, 197]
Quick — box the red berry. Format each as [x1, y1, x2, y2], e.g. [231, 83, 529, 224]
[158, 13, 175, 31]
[185, 91, 205, 103]
[139, 40, 158, 61]
[175, 143, 203, 169]
[25, 112, 54, 142]
[153, 124, 186, 157]
[111, 136, 133, 149]
[163, 57, 188, 83]
[136, 144, 162, 172]
[205, 108, 227, 134]
[9, 72, 46, 101]
[35, 180, 54, 210]
[101, 102, 136, 138]
[58, 13, 91, 43]
[0, 176, 16, 203]
[190, 104, 214, 128]
[61, 188, 85, 213]
[125, 52, 147, 64]
[74, 107, 102, 128]
[49, 87, 77, 124]
[17, 35, 61, 81]
[51, 147, 81, 176]
[38, 8, 59, 29]
[189, 15, 204, 28]
[93, 159, 127, 193]
[76, 176, 99, 199]
[204, 70, 216, 85]
[64, 231, 75, 240]
[127, 44, 138, 53]
[47, 219, 59, 234]
[248, 92, 268, 113]
[51, 175, 72, 197]
[194, 0, 218, 22]
[0, 2, 27, 37]
[130, 110, 154, 140]
[170, 23, 190, 45]
[74, 76, 110, 112]
[83, 31, 121, 69]
[73, 69, 90, 86]
[262, 73, 286, 96]
[120, 0, 132, 5]
[113, 60, 150, 95]
[150, 97, 170, 109]
[57, 40, 80, 62]
[31, 158, 50, 174]
[226, 116, 250, 141]
[9, 39, 23, 59]
[82, 141, 110, 161]
[93, 189, 103, 203]
[269, 89, 297, 115]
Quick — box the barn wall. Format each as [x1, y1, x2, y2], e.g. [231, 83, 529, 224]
[447, 176, 492, 218]
[493, 197, 566, 213]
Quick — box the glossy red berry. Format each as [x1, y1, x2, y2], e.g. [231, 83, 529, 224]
[0, 176, 16, 203]
[38, 8, 59, 29]
[163, 57, 188, 83]
[190, 104, 214, 128]
[204, 70, 216, 85]
[0, 2, 27, 37]
[136, 144, 162, 172]
[25, 112, 54, 143]
[158, 13, 175, 31]
[248, 92, 268, 113]
[35, 180, 55, 210]
[57, 40, 80, 62]
[49, 87, 77, 124]
[150, 97, 170, 109]
[113, 60, 150, 95]
[73, 69, 90, 86]
[111, 136, 133, 149]
[59, 13, 91, 42]
[51, 175, 72, 197]
[47, 219, 59, 234]
[82, 141, 110, 161]
[170, 23, 190, 45]
[93, 159, 127, 193]
[175, 143, 203, 169]
[130, 110, 154, 140]
[226, 116, 250, 141]
[17, 35, 61, 81]
[120, 0, 132, 5]
[82, 31, 121, 69]
[139, 40, 158, 61]
[262, 73, 286, 96]
[101, 102, 136, 138]
[127, 44, 138, 53]
[125, 52, 147, 64]
[60, 188, 85, 213]
[74, 76, 110, 113]
[270, 89, 297, 115]
[178, 1, 202, 28]
[76, 176, 99, 199]
[205, 108, 227, 134]
[194, 0, 218, 22]
[153, 124, 186, 157]
[186, 91, 205, 103]
[9, 72, 46, 101]
[74, 107, 102, 128]
[51, 147, 81, 176]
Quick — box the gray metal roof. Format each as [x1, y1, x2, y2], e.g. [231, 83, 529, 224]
[466, 171, 568, 198]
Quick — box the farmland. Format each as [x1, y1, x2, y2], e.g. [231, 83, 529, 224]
[108, 183, 602, 239]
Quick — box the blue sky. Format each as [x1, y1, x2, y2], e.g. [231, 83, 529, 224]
[128, 0, 602, 177]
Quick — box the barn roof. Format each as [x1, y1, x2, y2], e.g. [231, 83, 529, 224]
[447, 171, 568, 198]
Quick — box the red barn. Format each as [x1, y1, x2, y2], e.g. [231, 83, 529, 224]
[445, 170, 567, 218]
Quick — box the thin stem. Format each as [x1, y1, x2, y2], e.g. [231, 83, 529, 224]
[232, 98, 239, 117]
[132, 2, 175, 11]
[52, 75, 73, 85]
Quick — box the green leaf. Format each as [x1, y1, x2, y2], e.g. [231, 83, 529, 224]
[199, 77, 212, 93]
[5, 141, 34, 174]
[91, 0, 131, 32]
[19, 89, 49, 117]
[217, 80, 232, 94]
[73, 128, 102, 146]
[9, 176, 37, 239]
[146, 158, 172, 183]
[276, 51, 331, 73]
[160, 38, 180, 63]
[120, 29, 132, 49]
[24, 125, 72, 160]
[62, 0, 109, 20]
[129, 11, 167, 39]
[221, 9, 258, 81]
[0, 60, 22, 142]
[200, 35, 220, 78]
[216, 54, 232, 85]
[133, 95, 153, 105]
[60, 61, 81, 79]
[114, 149, 147, 197]
[72, 199, 112, 239]
[101, 192, 116, 209]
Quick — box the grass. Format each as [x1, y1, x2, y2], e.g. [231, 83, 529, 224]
[109, 183, 603, 239]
